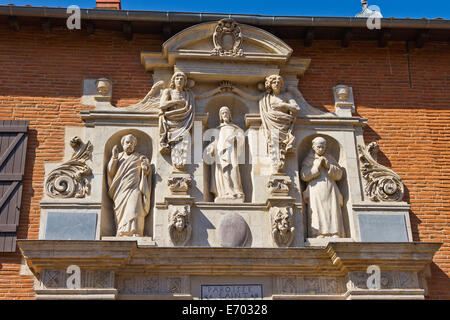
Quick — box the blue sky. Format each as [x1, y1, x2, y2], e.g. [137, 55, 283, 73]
[2, 0, 450, 19]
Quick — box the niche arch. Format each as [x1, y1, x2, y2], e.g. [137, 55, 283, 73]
[297, 134, 350, 239]
[100, 129, 153, 237]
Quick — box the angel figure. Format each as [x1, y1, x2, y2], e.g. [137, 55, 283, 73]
[231, 75, 300, 173]
[127, 71, 225, 171]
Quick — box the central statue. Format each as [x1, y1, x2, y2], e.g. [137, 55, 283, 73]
[206, 106, 245, 202]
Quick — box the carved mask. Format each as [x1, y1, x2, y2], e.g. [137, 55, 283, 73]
[175, 216, 186, 232]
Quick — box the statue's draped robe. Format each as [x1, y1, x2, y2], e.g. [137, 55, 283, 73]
[159, 89, 195, 149]
[301, 151, 344, 237]
[259, 93, 296, 153]
[108, 152, 151, 236]
[209, 123, 244, 200]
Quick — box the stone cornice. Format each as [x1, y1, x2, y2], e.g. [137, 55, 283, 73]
[18, 240, 137, 273]
[18, 240, 441, 276]
[326, 242, 442, 272]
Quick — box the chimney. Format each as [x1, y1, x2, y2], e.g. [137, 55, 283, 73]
[95, 0, 121, 10]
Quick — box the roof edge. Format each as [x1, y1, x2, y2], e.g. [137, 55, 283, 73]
[1, 6, 449, 29]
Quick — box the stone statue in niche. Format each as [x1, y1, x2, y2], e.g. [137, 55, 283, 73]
[206, 106, 245, 202]
[168, 205, 192, 246]
[271, 207, 295, 247]
[159, 71, 223, 171]
[107, 134, 152, 237]
[211, 18, 243, 57]
[231, 75, 300, 173]
[300, 137, 344, 238]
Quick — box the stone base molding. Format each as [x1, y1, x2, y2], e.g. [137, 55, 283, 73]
[18, 240, 440, 300]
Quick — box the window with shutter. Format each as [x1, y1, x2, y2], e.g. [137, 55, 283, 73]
[0, 120, 28, 252]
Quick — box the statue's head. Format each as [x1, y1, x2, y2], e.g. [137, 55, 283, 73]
[95, 77, 111, 96]
[219, 106, 232, 123]
[335, 84, 350, 102]
[169, 72, 187, 90]
[312, 136, 327, 156]
[265, 74, 284, 95]
[121, 134, 137, 155]
[361, 0, 368, 10]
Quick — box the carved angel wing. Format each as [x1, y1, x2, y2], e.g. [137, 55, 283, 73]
[287, 86, 330, 116]
[126, 80, 165, 111]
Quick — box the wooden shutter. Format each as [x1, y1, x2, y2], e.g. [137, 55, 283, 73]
[0, 120, 28, 252]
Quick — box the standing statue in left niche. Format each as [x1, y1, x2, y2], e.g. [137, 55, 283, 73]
[107, 134, 152, 237]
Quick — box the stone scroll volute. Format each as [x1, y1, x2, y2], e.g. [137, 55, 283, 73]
[45, 136, 93, 199]
[358, 142, 404, 202]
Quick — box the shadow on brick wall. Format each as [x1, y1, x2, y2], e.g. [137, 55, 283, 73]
[17, 129, 38, 242]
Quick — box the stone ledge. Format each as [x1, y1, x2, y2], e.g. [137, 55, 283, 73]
[18, 240, 137, 273]
[119, 294, 193, 300]
[272, 294, 344, 300]
[306, 237, 354, 247]
[344, 289, 425, 300]
[326, 242, 442, 271]
[18, 240, 441, 277]
[35, 288, 118, 300]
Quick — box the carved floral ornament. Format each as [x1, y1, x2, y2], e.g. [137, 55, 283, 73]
[45, 136, 93, 198]
[358, 142, 404, 202]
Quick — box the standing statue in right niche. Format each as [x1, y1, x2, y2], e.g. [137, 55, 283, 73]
[300, 137, 344, 238]
[232, 75, 300, 173]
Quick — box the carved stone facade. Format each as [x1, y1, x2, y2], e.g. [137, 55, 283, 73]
[27, 18, 440, 300]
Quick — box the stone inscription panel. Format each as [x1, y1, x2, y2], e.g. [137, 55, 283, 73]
[358, 214, 409, 242]
[45, 212, 97, 240]
[201, 284, 263, 299]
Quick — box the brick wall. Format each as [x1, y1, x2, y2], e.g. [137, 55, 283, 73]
[0, 24, 448, 299]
